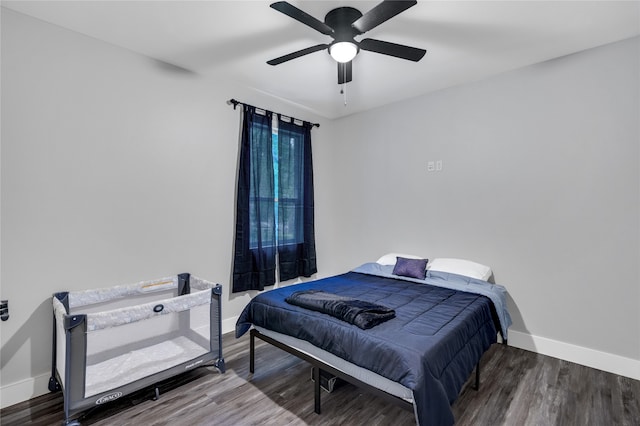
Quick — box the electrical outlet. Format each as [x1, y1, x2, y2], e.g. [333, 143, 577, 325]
[427, 161, 435, 171]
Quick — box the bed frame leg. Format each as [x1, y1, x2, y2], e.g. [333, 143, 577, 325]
[249, 329, 255, 374]
[313, 367, 321, 414]
[474, 361, 480, 391]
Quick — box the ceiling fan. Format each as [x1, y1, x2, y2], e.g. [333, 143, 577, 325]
[267, 1, 426, 85]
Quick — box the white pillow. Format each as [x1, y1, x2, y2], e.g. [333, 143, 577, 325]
[428, 258, 492, 281]
[376, 253, 424, 266]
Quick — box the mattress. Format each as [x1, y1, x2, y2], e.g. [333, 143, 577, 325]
[85, 335, 208, 397]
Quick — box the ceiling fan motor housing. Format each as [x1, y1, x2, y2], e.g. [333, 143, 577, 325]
[325, 7, 362, 42]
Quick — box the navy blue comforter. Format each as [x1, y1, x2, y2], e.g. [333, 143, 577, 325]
[236, 271, 499, 425]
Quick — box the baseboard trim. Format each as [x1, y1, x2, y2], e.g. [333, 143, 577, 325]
[0, 372, 51, 409]
[508, 329, 640, 380]
[4, 323, 638, 410]
[222, 315, 238, 335]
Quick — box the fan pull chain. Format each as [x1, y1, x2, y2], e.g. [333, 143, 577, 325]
[340, 65, 347, 106]
[343, 82, 347, 106]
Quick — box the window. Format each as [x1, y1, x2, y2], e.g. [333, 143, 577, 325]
[274, 123, 305, 247]
[233, 105, 316, 292]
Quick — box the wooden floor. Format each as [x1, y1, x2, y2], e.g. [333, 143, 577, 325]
[2, 332, 639, 426]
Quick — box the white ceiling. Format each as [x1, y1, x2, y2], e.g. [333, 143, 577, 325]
[3, 1, 639, 119]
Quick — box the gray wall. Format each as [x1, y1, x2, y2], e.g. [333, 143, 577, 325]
[1, 6, 638, 406]
[0, 8, 333, 404]
[325, 36, 640, 361]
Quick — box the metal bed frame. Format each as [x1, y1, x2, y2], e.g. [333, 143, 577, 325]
[249, 328, 482, 416]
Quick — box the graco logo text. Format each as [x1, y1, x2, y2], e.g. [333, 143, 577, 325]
[96, 392, 122, 405]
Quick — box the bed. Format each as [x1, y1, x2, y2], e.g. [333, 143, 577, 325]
[236, 256, 511, 426]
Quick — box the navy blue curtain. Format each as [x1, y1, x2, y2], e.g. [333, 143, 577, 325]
[232, 106, 276, 292]
[276, 116, 317, 281]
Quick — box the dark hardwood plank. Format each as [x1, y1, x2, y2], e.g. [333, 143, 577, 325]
[1, 332, 638, 425]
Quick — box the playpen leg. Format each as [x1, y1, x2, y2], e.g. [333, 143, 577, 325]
[49, 312, 61, 392]
[214, 358, 226, 374]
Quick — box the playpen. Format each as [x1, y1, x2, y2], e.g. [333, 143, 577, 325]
[49, 273, 224, 425]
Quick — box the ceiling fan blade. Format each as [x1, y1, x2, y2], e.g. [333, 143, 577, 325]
[337, 61, 352, 84]
[359, 38, 426, 62]
[352, 0, 417, 34]
[267, 44, 329, 65]
[270, 2, 333, 35]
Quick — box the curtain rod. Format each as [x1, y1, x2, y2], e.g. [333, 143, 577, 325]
[227, 99, 320, 128]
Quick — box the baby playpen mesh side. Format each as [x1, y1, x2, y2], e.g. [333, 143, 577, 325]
[49, 273, 224, 425]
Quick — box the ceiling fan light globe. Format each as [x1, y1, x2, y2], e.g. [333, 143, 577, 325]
[330, 42, 358, 63]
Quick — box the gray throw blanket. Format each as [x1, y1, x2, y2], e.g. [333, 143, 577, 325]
[285, 290, 395, 329]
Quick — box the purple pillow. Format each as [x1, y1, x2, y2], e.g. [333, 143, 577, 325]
[392, 257, 428, 279]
